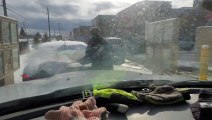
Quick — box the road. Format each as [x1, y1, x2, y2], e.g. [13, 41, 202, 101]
[179, 50, 212, 68]
[169, 50, 212, 80]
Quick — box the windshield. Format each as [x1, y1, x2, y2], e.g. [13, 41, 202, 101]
[0, 0, 212, 99]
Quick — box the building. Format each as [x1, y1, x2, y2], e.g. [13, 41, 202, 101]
[69, 32, 73, 40]
[194, 0, 203, 8]
[79, 26, 91, 42]
[91, 15, 116, 37]
[72, 26, 91, 43]
[169, 0, 207, 50]
[113, 1, 172, 39]
[172, 7, 206, 42]
[0, 16, 20, 86]
[106, 1, 172, 54]
[72, 28, 80, 41]
[109, 0, 207, 51]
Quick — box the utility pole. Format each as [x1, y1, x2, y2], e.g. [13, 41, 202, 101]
[47, 7, 51, 40]
[58, 23, 61, 35]
[2, 0, 7, 16]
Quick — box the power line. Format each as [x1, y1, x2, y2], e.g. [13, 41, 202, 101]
[0, 4, 29, 20]
[7, 7, 29, 20]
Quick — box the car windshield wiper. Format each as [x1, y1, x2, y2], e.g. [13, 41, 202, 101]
[109, 80, 174, 89]
[109, 80, 212, 90]
[170, 80, 212, 88]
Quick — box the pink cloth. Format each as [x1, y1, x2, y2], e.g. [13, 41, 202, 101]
[45, 97, 107, 120]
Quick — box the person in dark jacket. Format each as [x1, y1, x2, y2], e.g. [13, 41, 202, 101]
[79, 27, 113, 70]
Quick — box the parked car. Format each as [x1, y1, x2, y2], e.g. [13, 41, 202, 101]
[105, 37, 126, 65]
[22, 41, 87, 81]
[179, 40, 195, 51]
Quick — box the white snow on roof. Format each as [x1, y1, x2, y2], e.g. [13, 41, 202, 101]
[19, 39, 28, 42]
[39, 41, 87, 49]
[105, 37, 121, 39]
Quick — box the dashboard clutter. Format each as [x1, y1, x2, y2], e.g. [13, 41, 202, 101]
[105, 103, 129, 114]
[191, 89, 212, 120]
[44, 86, 191, 120]
[131, 85, 190, 105]
[93, 88, 140, 105]
[45, 97, 109, 120]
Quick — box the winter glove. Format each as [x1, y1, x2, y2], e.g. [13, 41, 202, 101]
[132, 85, 185, 105]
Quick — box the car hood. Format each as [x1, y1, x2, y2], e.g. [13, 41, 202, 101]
[0, 70, 193, 104]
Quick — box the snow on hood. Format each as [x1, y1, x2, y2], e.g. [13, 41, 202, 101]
[19, 39, 28, 42]
[38, 41, 87, 49]
[25, 41, 87, 69]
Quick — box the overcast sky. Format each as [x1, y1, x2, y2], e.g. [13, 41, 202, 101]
[0, 0, 193, 34]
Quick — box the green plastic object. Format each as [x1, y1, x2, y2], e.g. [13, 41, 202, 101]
[93, 88, 138, 101]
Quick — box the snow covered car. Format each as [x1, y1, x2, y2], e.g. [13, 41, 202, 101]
[22, 41, 87, 81]
[105, 37, 126, 65]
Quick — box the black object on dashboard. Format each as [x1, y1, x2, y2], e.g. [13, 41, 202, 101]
[105, 103, 129, 114]
[199, 89, 212, 120]
[191, 102, 200, 120]
[180, 90, 191, 100]
[191, 89, 212, 120]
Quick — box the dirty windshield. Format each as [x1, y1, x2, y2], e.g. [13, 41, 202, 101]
[0, 0, 212, 87]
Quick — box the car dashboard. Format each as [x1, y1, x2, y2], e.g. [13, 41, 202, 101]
[0, 89, 202, 120]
